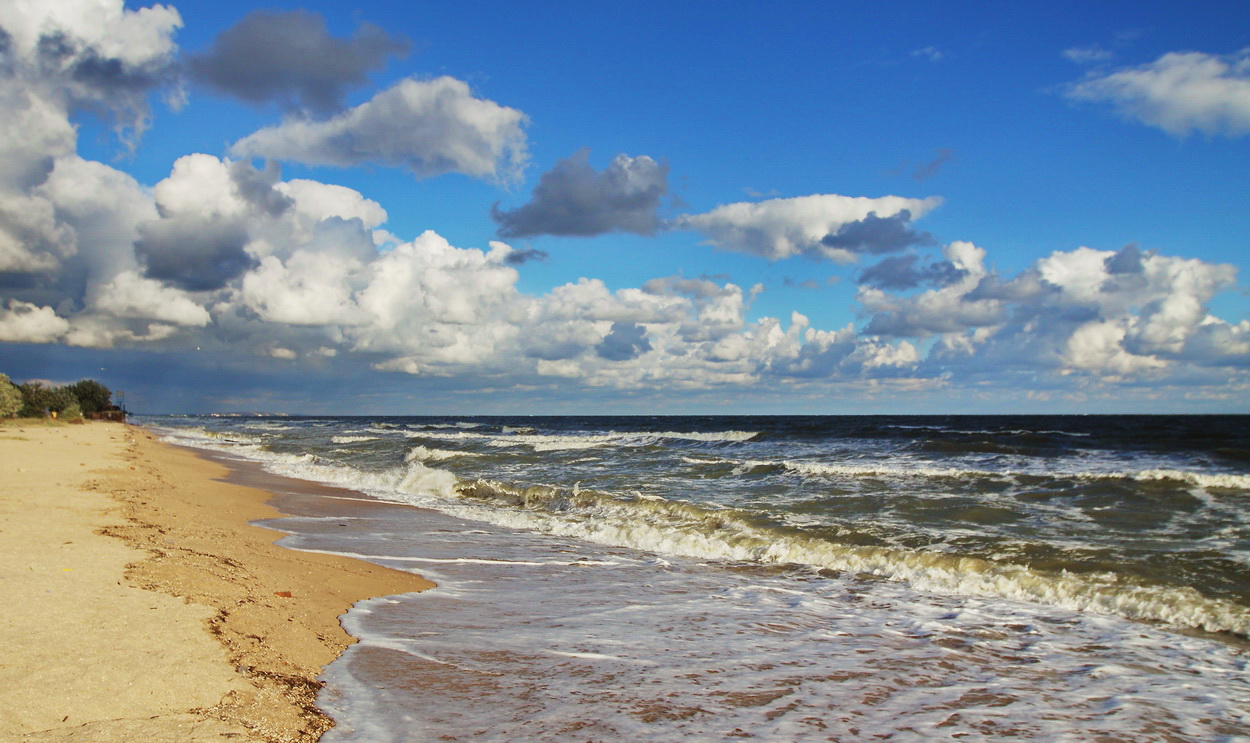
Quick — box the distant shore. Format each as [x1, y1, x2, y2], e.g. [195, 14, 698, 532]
[0, 421, 432, 742]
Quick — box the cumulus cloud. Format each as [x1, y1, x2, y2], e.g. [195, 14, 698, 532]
[189, 10, 408, 115]
[132, 154, 265, 291]
[822, 210, 934, 256]
[674, 194, 941, 261]
[596, 321, 653, 361]
[0, 0, 178, 282]
[0, 193, 75, 273]
[0, 299, 69, 342]
[230, 77, 529, 182]
[861, 241, 1001, 337]
[862, 240, 1244, 382]
[858, 253, 967, 290]
[0, 0, 181, 146]
[492, 149, 669, 237]
[135, 216, 252, 291]
[88, 270, 210, 327]
[0, 1, 1246, 405]
[1066, 48, 1250, 137]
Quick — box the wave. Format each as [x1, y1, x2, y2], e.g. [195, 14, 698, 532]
[332, 435, 378, 444]
[483, 429, 759, 452]
[655, 430, 759, 443]
[405, 445, 472, 462]
[1110, 469, 1250, 490]
[155, 426, 267, 447]
[443, 478, 1250, 637]
[154, 422, 1250, 637]
[883, 424, 1091, 437]
[400, 430, 492, 441]
[693, 455, 1250, 491]
[488, 434, 615, 452]
[416, 422, 483, 430]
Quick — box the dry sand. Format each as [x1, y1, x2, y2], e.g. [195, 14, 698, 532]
[0, 421, 433, 742]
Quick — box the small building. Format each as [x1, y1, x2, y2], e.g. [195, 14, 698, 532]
[89, 407, 127, 422]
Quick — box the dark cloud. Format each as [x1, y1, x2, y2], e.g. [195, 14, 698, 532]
[37, 33, 167, 97]
[965, 271, 1049, 303]
[913, 148, 955, 181]
[770, 335, 856, 378]
[821, 210, 933, 255]
[1105, 243, 1145, 274]
[22, 30, 178, 145]
[228, 160, 293, 217]
[493, 149, 668, 238]
[1102, 243, 1151, 294]
[504, 247, 549, 265]
[0, 27, 14, 74]
[134, 216, 254, 292]
[596, 321, 652, 361]
[189, 10, 409, 115]
[859, 254, 967, 290]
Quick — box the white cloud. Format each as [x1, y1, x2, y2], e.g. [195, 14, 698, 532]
[861, 241, 1001, 337]
[0, 1, 1245, 405]
[0, 0, 182, 146]
[241, 252, 366, 326]
[861, 241, 1243, 380]
[674, 194, 941, 261]
[89, 270, 211, 327]
[0, 193, 75, 272]
[0, 0, 181, 69]
[0, 301, 70, 343]
[278, 179, 388, 230]
[1066, 48, 1250, 137]
[230, 77, 529, 182]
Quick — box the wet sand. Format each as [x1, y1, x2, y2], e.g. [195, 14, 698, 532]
[0, 421, 432, 742]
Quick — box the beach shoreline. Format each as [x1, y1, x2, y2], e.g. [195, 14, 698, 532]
[0, 421, 432, 742]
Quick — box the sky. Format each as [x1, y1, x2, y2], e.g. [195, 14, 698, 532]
[1, 0, 1248, 415]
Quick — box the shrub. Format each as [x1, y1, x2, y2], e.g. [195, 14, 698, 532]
[0, 374, 20, 418]
[17, 382, 53, 417]
[60, 401, 84, 422]
[66, 379, 112, 415]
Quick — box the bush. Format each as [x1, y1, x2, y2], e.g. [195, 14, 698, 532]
[17, 382, 53, 417]
[60, 401, 84, 422]
[0, 374, 20, 418]
[4, 375, 114, 419]
[66, 379, 112, 415]
[17, 382, 77, 417]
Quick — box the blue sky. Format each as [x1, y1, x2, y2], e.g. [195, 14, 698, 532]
[1, 0, 1248, 414]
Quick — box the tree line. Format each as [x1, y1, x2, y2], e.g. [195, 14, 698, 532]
[0, 373, 116, 420]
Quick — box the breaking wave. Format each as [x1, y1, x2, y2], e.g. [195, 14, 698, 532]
[437, 478, 1250, 636]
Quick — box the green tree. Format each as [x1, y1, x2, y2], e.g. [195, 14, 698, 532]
[17, 382, 54, 417]
[0, 374, 20, 418]
[66, 379, 112, 414]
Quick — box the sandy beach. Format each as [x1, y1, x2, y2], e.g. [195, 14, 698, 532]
[0, 421, 432, 742]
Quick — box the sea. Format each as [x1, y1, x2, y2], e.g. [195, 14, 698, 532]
[139, 414, 1250, 742]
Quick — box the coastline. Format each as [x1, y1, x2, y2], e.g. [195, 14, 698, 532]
[0, 421, 433, 742]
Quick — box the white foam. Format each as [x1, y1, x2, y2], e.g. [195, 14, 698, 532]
[405, 445, 470, 462]
[319, 531, 1250, 743]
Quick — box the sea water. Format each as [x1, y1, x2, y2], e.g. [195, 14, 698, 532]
[143, 414, 1250, 741]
